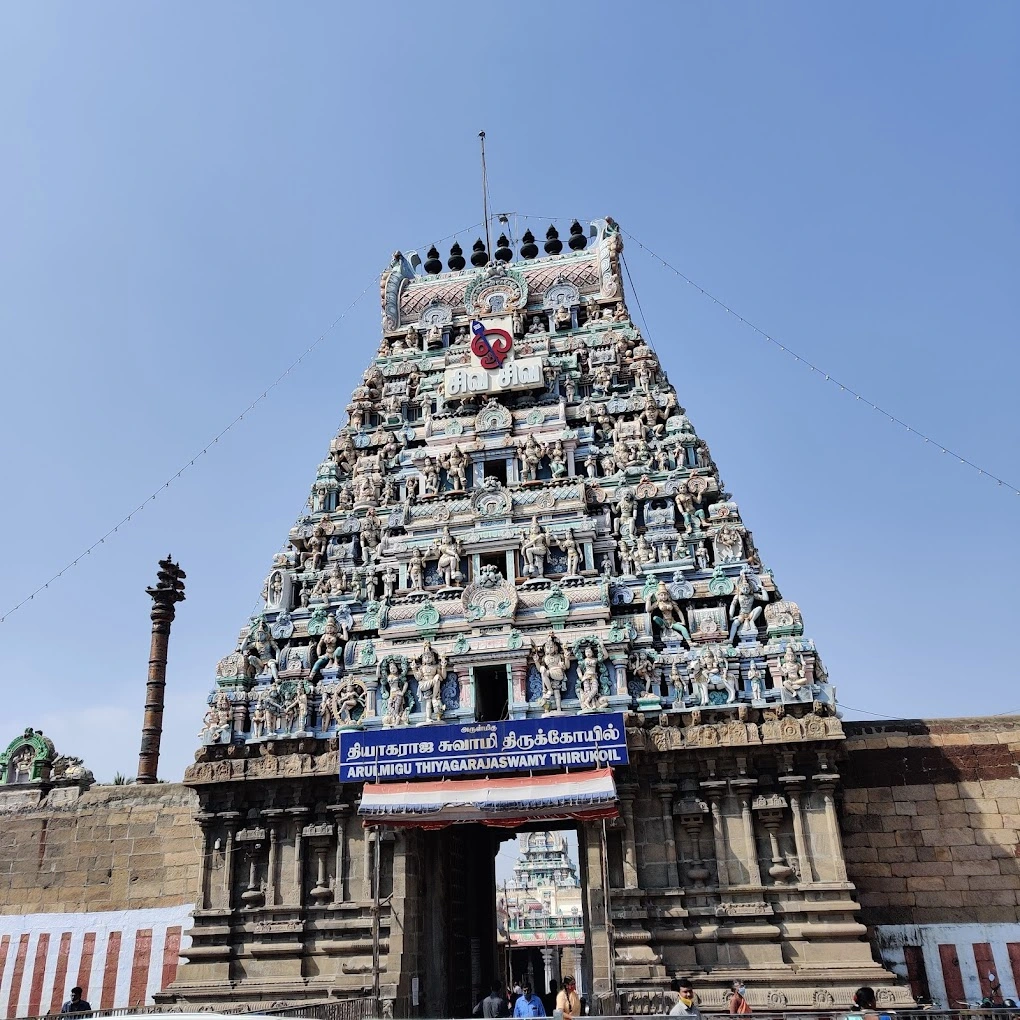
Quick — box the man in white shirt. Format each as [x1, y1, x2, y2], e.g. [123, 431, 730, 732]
[669, 979, 702, 1017]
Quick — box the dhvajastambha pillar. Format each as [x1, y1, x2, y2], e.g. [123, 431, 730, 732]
[136, 555, 186, 784]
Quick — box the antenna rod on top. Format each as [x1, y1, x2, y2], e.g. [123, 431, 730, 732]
[479, 130, 492, 261]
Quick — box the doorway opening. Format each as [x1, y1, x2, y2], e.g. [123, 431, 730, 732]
[474, 665, 509, 722]
[417, 821, 589, 1019]
[499, 827, 587, 1012]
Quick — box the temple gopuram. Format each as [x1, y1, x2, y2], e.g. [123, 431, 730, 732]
[172, 219, 907, 1015]
[502, 832, 585, 997]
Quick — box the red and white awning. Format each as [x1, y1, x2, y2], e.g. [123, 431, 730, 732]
[358, 767, 618, 829]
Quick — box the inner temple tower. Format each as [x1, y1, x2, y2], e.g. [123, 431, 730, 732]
[171, 218, 907, 1014]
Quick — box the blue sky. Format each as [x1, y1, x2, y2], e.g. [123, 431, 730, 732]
[0, 3, 1016, 785]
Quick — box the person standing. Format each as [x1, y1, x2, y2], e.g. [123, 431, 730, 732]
[728, 981, 751, 1015]
[474, 980, 507, 1018]
[60, 988, 92, 1014]
[669, 979, 702, 1018]
[543, 980, 558, 1016]
[556, 976, 582, 1020]
[513, 984, 547, 1018]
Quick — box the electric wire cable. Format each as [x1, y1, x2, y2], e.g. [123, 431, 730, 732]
[0, 221, 486, 626]
[622, 227, 1020, 497]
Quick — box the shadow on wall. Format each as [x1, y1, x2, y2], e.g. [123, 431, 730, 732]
[840, 716, 1020, 1008]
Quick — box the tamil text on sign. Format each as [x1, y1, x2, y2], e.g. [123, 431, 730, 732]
[339, 713, 628, 782]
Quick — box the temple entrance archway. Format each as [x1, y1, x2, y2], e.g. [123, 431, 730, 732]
[410, 820, 596, 1019]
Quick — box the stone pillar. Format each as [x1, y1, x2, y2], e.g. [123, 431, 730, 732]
[264, 810, 283, 907]
[541, 948, 554, 997]
[289, 806, 310, 906]
[136, 557, 185, 784]
[675, 798, 710, 889]
[700, 782, 729, 888]
[816, 775, 848, 881]
[779, 778, 814, 884]
[511, 660, 529, 708]
[196, 813, 215, 910]
[221, 811, 241, 910]
[732, 779, 762, 886]
[579, 821, 615, 1000]
[364, 827, 374, 900]
[618, 785, 639, 888]
[611, 654, 629, 697]
[653, 776, 678, 887]
[365, 679, 379, 720]
[329, 802, 349, 903]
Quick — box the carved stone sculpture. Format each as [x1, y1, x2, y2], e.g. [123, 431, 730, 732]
[411, 640, 449, 724]
[432, 526, 464, 587]
[517, 434, 547, 483]
[715, 523, 744, 564]
[576, 642, 609, 713]
[629, 650, 661, 700]
[380, 659, 410, 727]
[443, 444, 469, 491]
[335, 678, 366, 727]
[407, 546, 427, 591]
[310, 613, 348, 681]
[556, 528, 582, 576]
[549, 441, 567, 479]
[422, 456, 441, 497]
[521, 516, 552, 578]
[530, 632, 570, 714]
[690, 646, 736, 705]
[243, 619, 280, 681]
[729, 569, 767, 642]
[776, 644, 811, 699]
[645, 581, 692, 645]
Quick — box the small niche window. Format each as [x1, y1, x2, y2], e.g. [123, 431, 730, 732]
[478, 552, 505, 579]
[485, 458, 508, 486]
[474, 665, 509, 722]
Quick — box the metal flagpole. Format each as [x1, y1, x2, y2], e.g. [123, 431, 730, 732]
[504, 879, 513, 997]
[372, 825, 382, 1016]
[599, 818, 617, 1014]
[479, 131, 492, 259]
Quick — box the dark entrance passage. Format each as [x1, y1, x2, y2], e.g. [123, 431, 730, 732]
[418, 821, 590, 1019]
[474, 665, 509, 722]
[421, 824, 500, 1018]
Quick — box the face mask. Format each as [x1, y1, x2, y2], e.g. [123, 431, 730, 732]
[680, 996, 694, 1007]
[738, 987, 746, 996]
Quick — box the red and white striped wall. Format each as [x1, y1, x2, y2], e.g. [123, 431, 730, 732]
[876, 923, 1020, 1008]
[0, 906, 193, 1019]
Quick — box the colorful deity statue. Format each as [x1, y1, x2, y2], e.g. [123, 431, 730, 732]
[646, 581, 692, 645]
[531, 632, 570, 714]
[690, 646, 736, 705]
[521, 517, 552, 578]
[310, 613, 348, 681]
[517, 434, 547, 482]
[411, 640, 449, 724]
[243, 618, 280, 680]
[432, 527, 464, 587]
[577, 642, 609, 713]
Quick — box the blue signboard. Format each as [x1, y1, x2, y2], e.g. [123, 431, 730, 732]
[339, 712, 628, 782]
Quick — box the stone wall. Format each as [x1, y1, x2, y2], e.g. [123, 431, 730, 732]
[841, 717, 1020, 1006]
[0, 783, 199, 1017]
[0, 782, 199, 915]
